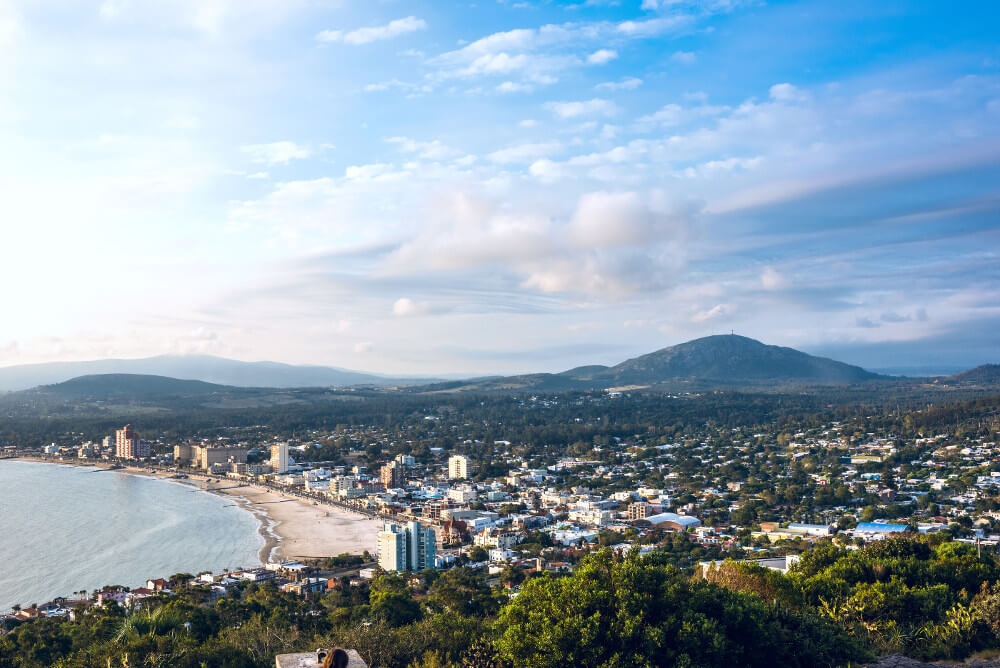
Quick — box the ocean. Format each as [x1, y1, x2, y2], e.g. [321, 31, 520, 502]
[0, 460, 263, 611]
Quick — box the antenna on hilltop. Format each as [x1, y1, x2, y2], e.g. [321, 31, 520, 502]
[731, 329, 735, 336]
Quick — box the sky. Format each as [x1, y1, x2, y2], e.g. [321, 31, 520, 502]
[0, 0, 998, 375]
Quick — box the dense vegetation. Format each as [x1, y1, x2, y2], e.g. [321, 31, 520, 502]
[3, 536, 1000, 667]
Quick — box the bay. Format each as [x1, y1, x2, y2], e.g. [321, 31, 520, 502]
[0, 460, 263, 611]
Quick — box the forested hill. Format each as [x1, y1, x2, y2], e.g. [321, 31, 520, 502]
[594, 334, 880, 385]
[39, 374, 231, 398]
[942, 364, 1000, 386]
[419, 334, 884, 392]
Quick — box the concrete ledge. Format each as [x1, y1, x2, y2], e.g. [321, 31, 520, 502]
[275, 649, 366, 668]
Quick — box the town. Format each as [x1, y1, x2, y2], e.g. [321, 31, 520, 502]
[6, 390, 999, 622]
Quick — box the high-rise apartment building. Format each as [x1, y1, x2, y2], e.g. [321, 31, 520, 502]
[380, 461, 404, 489]
[448, 454, 469, 480]
[115, 424, 150, 459]
[377, 521, 436, 572]
[270, 443, 289, 474]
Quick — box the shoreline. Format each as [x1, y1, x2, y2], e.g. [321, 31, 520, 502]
[10, 457, 380, 566]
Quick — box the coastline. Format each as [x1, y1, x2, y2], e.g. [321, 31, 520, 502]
[181, 477, 381, 564]
[11, 457, 380, 565]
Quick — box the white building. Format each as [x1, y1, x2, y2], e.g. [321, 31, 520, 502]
[448, 485, 476, 504]
[474, 528, 521, 549]
[377, 521, 436, 572]
[448, 454, 469, 480]
[270, 443, 289, 474]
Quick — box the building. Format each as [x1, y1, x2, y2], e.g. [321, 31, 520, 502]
[473, 528, 521, 549]
[380, 461, 405, 489]
[377, 521, 436, 572]
[448, 454, 469, 480]
[115, 424, 150, 459]
[627, 501, 663, 521]
[174, 444, 250, 470]
[270, 443, 289, 474]
[281, 577, 328, 600]
[447, 485, 476, 504]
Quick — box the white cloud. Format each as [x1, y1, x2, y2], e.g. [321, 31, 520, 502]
[769, 82, 805, 102]
[671, 50, 696, 64]
[317, 16, 427, 46]
[596, 77, 643, 91]
[545, 98, 619, 119]
[385, 137, 463, 161]
[392, 297, 432, 317]
[529, 159, 564, 183]
[344, 163, 399, 181]
[691, 303, 733, 322]
[587, 49, 618, 65]
[242, 141, 311, 165]
[497, 81, 534, 94]
[568, 190, 685, 249]
[760, 266, 786, 290]
[637, 102, 729, 127]
[354, 341, 374, 353]
[616, 16, 689, 37]
[488, 141, 562, 164]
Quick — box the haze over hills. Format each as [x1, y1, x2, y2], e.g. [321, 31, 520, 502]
[2, 336, 995, 398]
[0, 354, 440, 392]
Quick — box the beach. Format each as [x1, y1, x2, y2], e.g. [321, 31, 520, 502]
[183, 477, 381, 563]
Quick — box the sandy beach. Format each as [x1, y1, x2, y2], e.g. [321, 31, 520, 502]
[188, 478, 381, 563]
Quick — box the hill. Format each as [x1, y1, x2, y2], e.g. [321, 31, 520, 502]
[593, 334, 879, 386]
[417, 334, 883, 393]
[39, 374, 230, 398]
[0, 354, 439, 392]
[941, 364, 1000, 386]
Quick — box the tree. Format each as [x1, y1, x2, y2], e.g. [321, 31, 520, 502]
[426, 568, 500, 618]
[495, 549, 867, 668]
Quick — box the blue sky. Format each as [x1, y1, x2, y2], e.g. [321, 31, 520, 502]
[0, 0, 998, 374]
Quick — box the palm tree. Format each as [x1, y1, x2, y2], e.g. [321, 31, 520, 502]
[111, 605, 187, 646]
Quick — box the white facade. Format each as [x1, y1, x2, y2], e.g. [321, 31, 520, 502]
[270, 443, 289, 474]
[448, 454, 469, 480]
[377, 521, 436, 572]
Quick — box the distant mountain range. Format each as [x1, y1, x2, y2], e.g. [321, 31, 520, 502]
[0, 354, 440, 392]
[1, 336, 996, 397]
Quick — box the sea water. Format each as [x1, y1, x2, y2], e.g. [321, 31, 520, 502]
[0, 460, 263, 611]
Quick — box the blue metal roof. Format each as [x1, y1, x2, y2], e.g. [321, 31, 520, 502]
[856, 522, 907, 532]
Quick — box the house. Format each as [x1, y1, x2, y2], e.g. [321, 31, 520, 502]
[97, 589, 128, 606]
[146, 578, 170, 591]
[281, 578, 328, 600]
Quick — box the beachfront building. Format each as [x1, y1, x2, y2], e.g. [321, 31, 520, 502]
[115, 424, 150, 459]
[448, 454, 469, 480]
[270, 443, 289, 474]
[174, 444, 250, 470]
[377, 521, 436, 572]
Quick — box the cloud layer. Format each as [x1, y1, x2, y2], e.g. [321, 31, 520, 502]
[1, 0, 999, 374]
